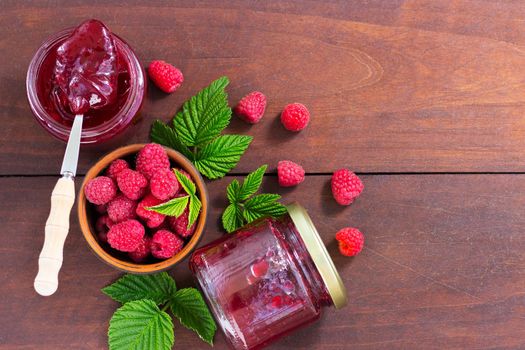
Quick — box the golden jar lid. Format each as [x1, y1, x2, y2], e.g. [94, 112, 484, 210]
[286, 203, 347, 309]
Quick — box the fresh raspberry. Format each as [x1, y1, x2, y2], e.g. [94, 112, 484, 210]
[107, 195, 137, 222]
[136, 143, 171, 180]
[167, 209, 196, 238]
[106, 159, 129, 180]
[151, 229, 184, 259]
[129, 237, 151, 263]
[234, 91, 267, 124]
[148, 60, 184, 93]
[277, 160, 305, 187]
[97, 231, 108, 243]
[150, 169, 180, 201]
[95, 215, 114, 233]
[136, 194, 166, 228]
[117, 168, 148, 200]
[335, 227, 364, 256]
[95, 204, 107, 214]
[107, 219, 145, 252]
[331, 169, 364, 205]
[280, 103, 310, 131]
[85, 176, 117, 205]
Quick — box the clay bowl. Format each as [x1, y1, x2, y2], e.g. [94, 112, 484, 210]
[78, 144, 208, 273]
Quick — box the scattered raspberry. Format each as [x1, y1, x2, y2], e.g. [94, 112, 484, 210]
[331, 169, 364, 205]
[85, 176, 117, 205]
[117, 168, 148, 200]
[148, 60, 184, 93]
[335, 227, 364, 256]
[106, 159, 129, 180]
[168, 209, 196, 237]
[277, 160, 305, 187]
[280, 103, 310, 131]
[151, 229, 184, 259]
[136, 143, 171, 180]
[234, 91, 267, 124]
[129, 237, 151, 263]
[95, 204, 107, 214]
[150, 169, 180, 201]
[107, 219, 145, 252]
[95, 215, 114, 233]
[136, 194, 166, 228]
[107, 195, 137, 222]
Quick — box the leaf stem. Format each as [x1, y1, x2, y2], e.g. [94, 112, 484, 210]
[161, 301, 171, 312]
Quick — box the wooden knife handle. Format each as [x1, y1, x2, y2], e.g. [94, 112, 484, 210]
[34, 176, 75, 296]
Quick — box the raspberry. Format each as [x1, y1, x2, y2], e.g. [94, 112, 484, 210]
[150, 169, 180, 201]
[107, 219, 145, 252]
[136, 194, 166, 228]
[168, 209, 196, 237]
[335, 227, 364, 256]
[280, 103, 310, 131]
[129, 237, 151, 263]
[95, 204, 107, 214]
[117, 168, 148, 200]
[106, 159, 129, 180]
[136, 143, 171, 180]
[107, 195, 137, 222]
[234, 91, 267, 124]
[148, 60, 184, 93]
[151, 229, 184, 259]
[95, 215, 114, 233]
[331, 169, 364, 205]
[85, 176, 117, 205]
[277, 160, 305, 187]
[97, 231, 108, 243]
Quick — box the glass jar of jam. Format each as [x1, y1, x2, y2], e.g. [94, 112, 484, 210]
[190, 203, 347, 350]
[26, 24, 146, 144]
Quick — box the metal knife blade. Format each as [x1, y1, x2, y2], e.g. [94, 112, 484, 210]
[60, 114, 83, 177]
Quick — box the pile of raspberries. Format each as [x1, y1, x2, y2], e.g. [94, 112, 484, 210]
[84, 143, 199, 263]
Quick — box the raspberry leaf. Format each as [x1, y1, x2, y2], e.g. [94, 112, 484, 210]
[226, 179, 241, 203]
[150, 120, 193, 160]
[146, 195, 189, 217]
[238, 164, 267, 201]
[173, 76, 231, 147]
[174, 169, 196, 195]
[222, 203, 244, 233]
[242, 194, 287, 223]
[187, 194, 201, 229]
[108, 299, 174, 350]
[170, 288, 217, 345]
[102, 273, 177, 305]
[194, 135, 253, 179]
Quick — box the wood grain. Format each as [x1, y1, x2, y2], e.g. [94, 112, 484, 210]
[3, 1, 525, 174]
[1, 175, 524, 349]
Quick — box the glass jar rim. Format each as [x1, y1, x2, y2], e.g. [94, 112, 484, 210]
[26, 27, 145, 144]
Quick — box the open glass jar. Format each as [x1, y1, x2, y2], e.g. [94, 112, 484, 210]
[190, 203, 346, 350]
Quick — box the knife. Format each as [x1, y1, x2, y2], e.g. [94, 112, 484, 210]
[34, 114, 83, 296]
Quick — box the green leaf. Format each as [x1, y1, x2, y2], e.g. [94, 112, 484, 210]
[194, 135, 253, 179]
[174, 169, 196, 196]
[146, 196, 189, 217]
[150, 120, 193, 160]
[226, 179, 241, 203]
[173, 77, 231, 147]
[222, 203, 244, 233]
[170, 288, 217, 345]
[243, 194, 287, 223]
[109, 300, 174, 350]
[238, 165, 267, 201]
[187, 194, 202, 228]
[102, 273, 177, 305]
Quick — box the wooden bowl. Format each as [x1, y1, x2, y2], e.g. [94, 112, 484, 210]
[78, 144, 208, 274]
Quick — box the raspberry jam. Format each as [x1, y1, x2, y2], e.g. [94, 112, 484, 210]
[190, 203, 347, 350]
[27, 19, 145, 144]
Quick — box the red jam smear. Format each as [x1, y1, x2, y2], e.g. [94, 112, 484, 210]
[37, 19, 131, 128]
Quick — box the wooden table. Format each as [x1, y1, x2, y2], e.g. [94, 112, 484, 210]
[2, 1, 525, 349]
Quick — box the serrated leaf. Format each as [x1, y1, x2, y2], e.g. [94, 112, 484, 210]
[238, 165, 267, 201]
[174, 169, 196, 196]
[222, 203, 244, 233]
[150, 120, 193, 160]
[173, 77, 231, 147]
[187, 195, 202, 229]
[194, 135, 253, 179]
[146, 196, 189, 217]
[226, 179, 241, 203]
[102, 273, 177, 305]
[109, 300, 174, 350]
[170, 288, 217, 345]
[243, 194, 287, 223]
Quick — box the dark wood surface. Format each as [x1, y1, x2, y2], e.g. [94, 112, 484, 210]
[2, 1, 525, 349]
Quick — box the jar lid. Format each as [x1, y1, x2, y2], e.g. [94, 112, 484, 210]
[286, 203, 347, 309]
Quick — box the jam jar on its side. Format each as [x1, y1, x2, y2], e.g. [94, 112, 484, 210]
[190, 203, 347, 350]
